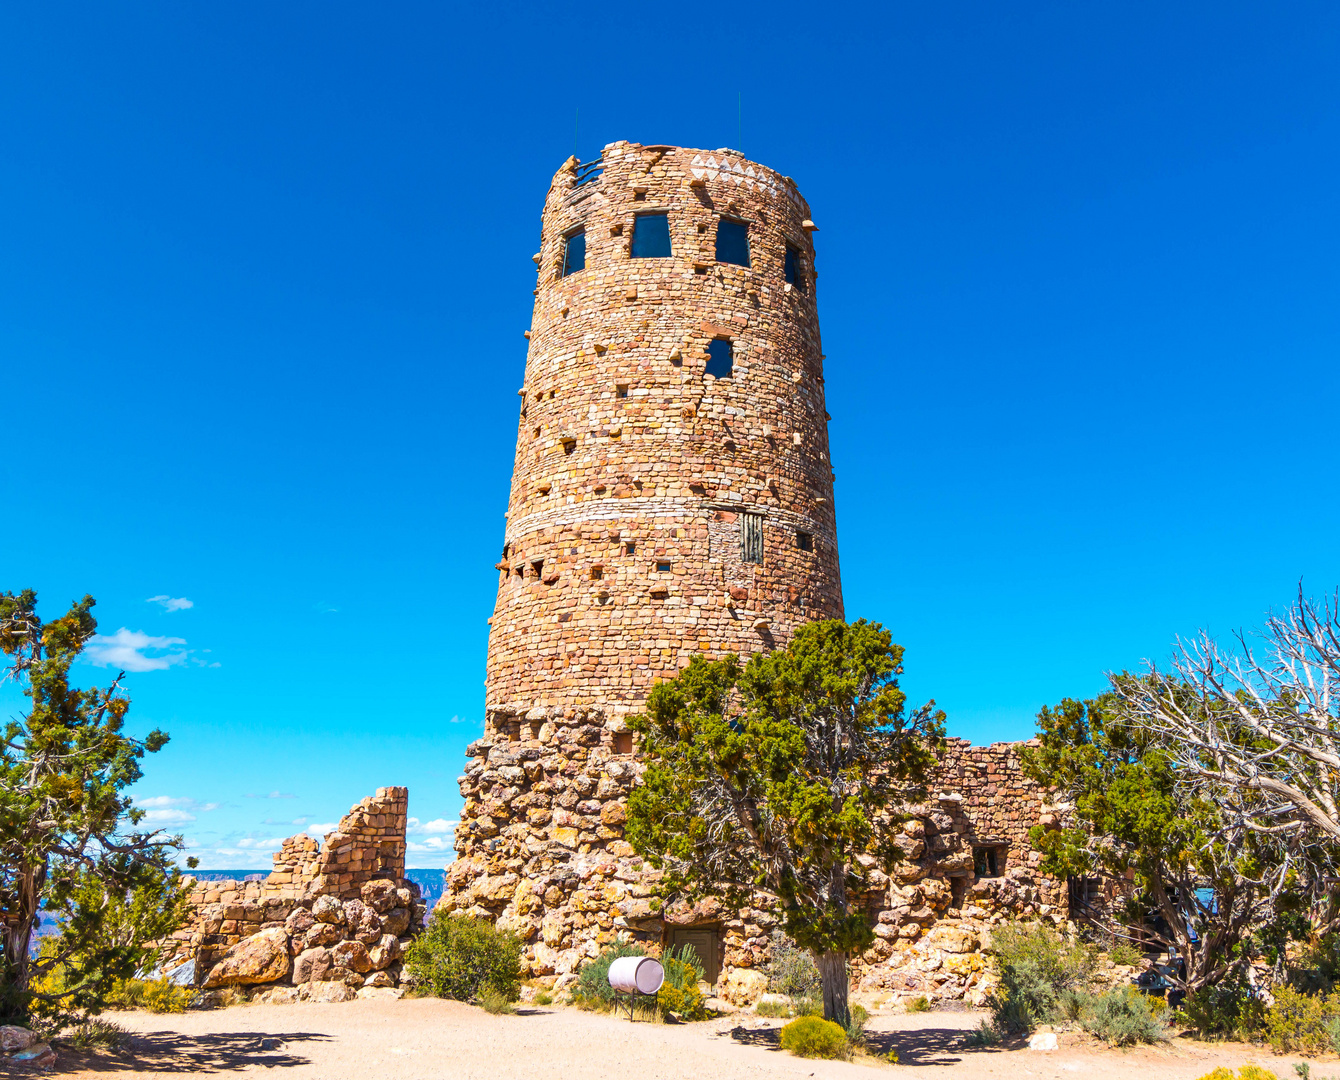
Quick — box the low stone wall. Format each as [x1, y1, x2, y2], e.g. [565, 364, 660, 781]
[167, 786, 426, 1002]
[439, 734, 1070, 1007]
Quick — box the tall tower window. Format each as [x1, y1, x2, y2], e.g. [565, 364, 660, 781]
[785, 244, 807, 292]
[631, 213, 672, 258]
[562, 229, 586, 276]
[715, 219, 750, 267]
[741, 513, 764, 564]
[705, 338, 733, 379]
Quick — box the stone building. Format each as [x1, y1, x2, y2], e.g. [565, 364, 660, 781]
[440, 143, 1066, 1005]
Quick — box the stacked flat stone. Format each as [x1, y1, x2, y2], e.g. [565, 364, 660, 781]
[166, 787, 425, 1001]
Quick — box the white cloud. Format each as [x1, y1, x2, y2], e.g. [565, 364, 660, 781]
[144, 808, 198, 825]
[86, 629, 188, 673]
[135, 795, 220, 812]
[236, 837, 288, 851]
[408, 835, 454, 853]
[407, 817, 457, 835]
[245, 791, 297, 799]
[306, 822, 337, 837]
[147, 595, 194, 613]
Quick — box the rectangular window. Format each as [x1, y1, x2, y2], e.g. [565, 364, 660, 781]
[562, 438, 576, 455]
[785, 245, 807, 292]
[655, 561, 671, 572]
[715, 219, 750, 267]
[973, 846, 1005, 878]
[741, 513, 763, 564]
[562, 230, 586, 276]
[614, 731, 633, 755]
[705, 338, 733, 379]
[590, 565, 603, 580]
[624, 541, 636, 556]
[796, 530, 813, 552]
[616, 384, 629, 398]
[631, 213, 672, 258]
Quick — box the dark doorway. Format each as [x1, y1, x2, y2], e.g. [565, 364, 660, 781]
[666, 925, 720, 985]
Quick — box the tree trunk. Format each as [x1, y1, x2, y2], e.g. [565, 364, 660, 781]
[815, 949, 849, 1027]
[4, 864, 41, 1001]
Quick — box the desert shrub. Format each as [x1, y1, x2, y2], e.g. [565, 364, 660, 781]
[62, 1018, 127, 1050]
[1109, 943, 1143, 968]
[572, 942, 646, 1010]
[533, 991, 553, 1006]
[964, 1018, 1002, 1047]
[906, 994, 932, 1013]
[794, 994, 824, 1017]
[1178, 974, 1268, 1039]
[142, 978, 190, 1014]
[987, 922, 1096, 1034]
[656, 944, 706, 1021]
[105, 977, 145, 1010]
[767, 931, 821, 999]
[755, 998, 792, 1018]
[844, 1003, 869, 1049]
[1079, 987, 1168, 1046]
[1056, 988, 1092, 1022]
[1264, 986, 1340, 1055]
[1194, 1068, 1280, 1080]
[402, 913, 521, 1004]
[477, 986, 515, 1015]
[780, 1015, 847, 1059]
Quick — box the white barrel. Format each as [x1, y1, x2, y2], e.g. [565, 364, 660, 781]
[608, 956, 665, 995]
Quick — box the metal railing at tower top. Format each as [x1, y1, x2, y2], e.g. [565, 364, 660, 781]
[574, 158, 604, 187]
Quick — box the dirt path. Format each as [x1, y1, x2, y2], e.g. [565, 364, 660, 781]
[11, 999, 1319, 1080]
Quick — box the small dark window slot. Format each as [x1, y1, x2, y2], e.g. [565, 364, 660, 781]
[562, 230, 586, 276]
[531, 560, 544, 579]
[614, 731, 633, 755]
[796, 531, 813, 552]
[631, 213, 672, 258]
[705, 338, 733, 380]
[616, 384, 629, 398]
[624, 541, 636, 556]
[655, 561, 671, 573]
[562, 439, 576, 455]
[715, 219, 750, 267]
[785, 245, 807, 292]
[973, 846, 1005, 878]
[590, 566, 603, 581]
[741, 513, 763, 564]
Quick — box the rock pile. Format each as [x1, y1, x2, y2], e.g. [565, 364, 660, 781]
[0, 1025, 55, 1070]
[167, 787, 426, 1001]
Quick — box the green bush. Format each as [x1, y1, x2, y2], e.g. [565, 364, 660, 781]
[1264, 986, 1340, 1056]
[794, 994, 824, 1017]
[844, 1003, 869, 1049]
[104, 976, 189, 1014]
[767, 932, 821, 999]
[1177, 973, 1267, 1040]
[1109, 943, 1143, 968]
[1194, 1068, 1280, 1080]
[964, 1018, 1002, 1047]
[755, 998, 792, 1018]
[572, 942, 646, 1010]
[656, 944, 706, 1021]
[987, 922, 1097, 1034]
[780, 1015, 847, 1059]
[477, 986, 515, 1015]
[1079, 988, 1168, 1046]
[533, 991, 553, 1006]
[61, 1018, 127, 1050]
[402, 913, 521, 1004]
[906, 994, 932, 1013]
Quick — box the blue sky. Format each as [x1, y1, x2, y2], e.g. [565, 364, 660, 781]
[3, 2, 1337, 869]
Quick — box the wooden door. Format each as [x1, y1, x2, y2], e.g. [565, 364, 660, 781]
[667, 926, 720, 985]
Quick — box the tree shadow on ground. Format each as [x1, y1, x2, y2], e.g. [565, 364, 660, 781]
[38, 1029, 332, 1073]
[729, 1023, 1008, 1066]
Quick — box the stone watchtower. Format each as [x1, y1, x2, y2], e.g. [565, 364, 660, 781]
[441, 142, 842, 985]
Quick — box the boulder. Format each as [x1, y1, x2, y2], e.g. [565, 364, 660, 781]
[299, 980, 355, 1003]
[356, 986, 404, 1000]
[331, 940, 373, 974]
[361, 878, 398, 914]
[304, 922, 342, 950]
[11, 1042, 56, 1067]
[364, 970, 395, 988]
[312, 895, 345, 925]
[0, 1026, 37, 1053]
[718, 967, 769, 1007]
[381, 907, 411, 935]
[368, 933, 403, 971]
[293, 947, 334, 984]
[254, 986, 299, 1004]
[285, 907, 316, 936]
[344, 900, 382, 945]
[203, 928, 292, 987]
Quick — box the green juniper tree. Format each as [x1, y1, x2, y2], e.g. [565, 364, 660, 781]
[0, 590, 193, 1023]
[625, 618, 944, 1024]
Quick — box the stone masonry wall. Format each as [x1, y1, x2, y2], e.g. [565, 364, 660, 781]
[166, 787, 426, 1003]
[440, 734, 1067, 1008]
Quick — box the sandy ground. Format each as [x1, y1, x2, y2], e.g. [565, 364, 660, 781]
[5, 998, 1323, 1080]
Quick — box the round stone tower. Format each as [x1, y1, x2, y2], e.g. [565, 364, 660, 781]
[486, 141, 842, 733]
[443, 142, 843, 981]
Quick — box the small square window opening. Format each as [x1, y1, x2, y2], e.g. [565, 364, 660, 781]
[973, 846, 1005, 878]
[705, 338, 733, 379]
[590, 565, 603, 581]
[624, 542, 636, 556]
[562, 230, 586, 276]
[631, 213, 672, 258]
[715, 219, 750, 267]
[785, 245, 807, 292]
[616, 384, 629, 398]
[562, 438, 576, 455]
[655, 561, 671, 572]
[531, 559, 544, 579]
[796, 531, 813, 552]
[614, 731, 634, 755]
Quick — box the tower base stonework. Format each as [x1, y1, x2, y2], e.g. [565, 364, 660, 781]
[438, 736, 1072, 1006]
